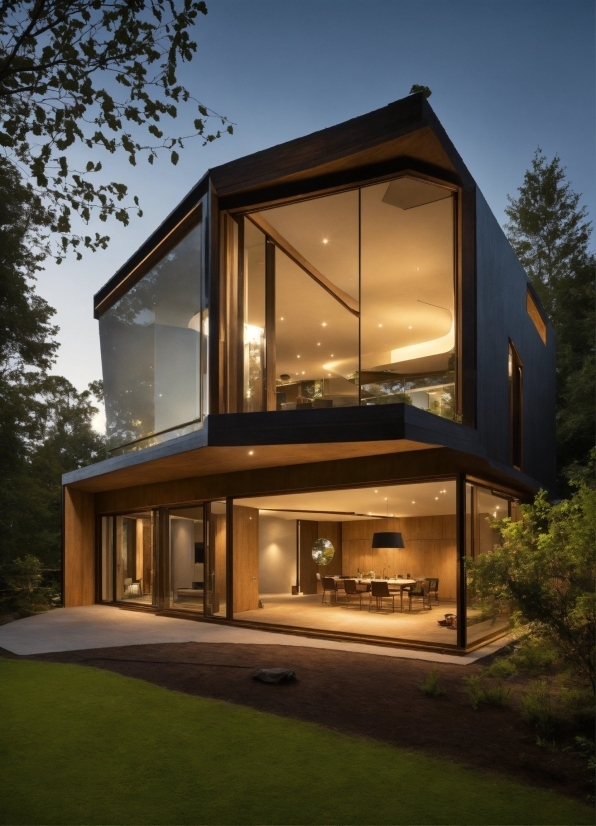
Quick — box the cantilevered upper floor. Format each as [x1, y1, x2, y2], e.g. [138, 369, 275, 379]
[84, 93, 556, 494]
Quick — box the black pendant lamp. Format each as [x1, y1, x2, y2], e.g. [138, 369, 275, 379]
[371, 532, 404, 549]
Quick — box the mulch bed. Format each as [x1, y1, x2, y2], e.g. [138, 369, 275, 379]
[3, 641, 592, 801]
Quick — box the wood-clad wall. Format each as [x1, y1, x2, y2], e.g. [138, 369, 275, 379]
[63, 487, 95, 606]
[299, 520, 343, 594]
[210, 513, 227, 611]
[233, 505, 259, 613]
[342, 515, 457, 600]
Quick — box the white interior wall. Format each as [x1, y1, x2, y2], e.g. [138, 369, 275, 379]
[170, 518, 195, 592]
[259, 515, 296, 594]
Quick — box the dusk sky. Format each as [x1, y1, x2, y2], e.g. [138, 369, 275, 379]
[38, 0, 595, 427]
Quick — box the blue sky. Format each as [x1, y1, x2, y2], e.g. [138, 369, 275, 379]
[38, 0, 595, 406]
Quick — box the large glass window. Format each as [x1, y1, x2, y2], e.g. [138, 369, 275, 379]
[360, 179, 455, 414]
[114, 512, 155, 605]
[242, 175, 457, 419]
[169, 506, 205, 613]
[232, 480, 458, 647]
[99, 222, 204, 452]
[465, 483, 511, 644]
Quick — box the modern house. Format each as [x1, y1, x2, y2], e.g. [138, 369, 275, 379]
[62, 93, 555, 652]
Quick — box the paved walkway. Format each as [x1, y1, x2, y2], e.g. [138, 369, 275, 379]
[0, 605, 510, 664]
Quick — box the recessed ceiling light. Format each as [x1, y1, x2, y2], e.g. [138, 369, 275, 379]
[301, 371, 305, 375]
[280, 317, 284, 320]
[374, 490, 378, 493]
[297, 355, 300, 358]
[322, 322, 327, 327]
[317, 342, 321, 346]
[435, 496, 439, 500]
[378, 323, 383, 328]
[248, 450, 254, 456]
[322, 238, 329, 245]
[411, 501, 415, 504]
[408, 325, 413, 329]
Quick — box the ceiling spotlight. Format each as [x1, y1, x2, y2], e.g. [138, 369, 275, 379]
[248, 450, 254, 456]
[374, 490, 378, 493]
[411, 501, 415, 504]
[378, 323, 383, 328]
[297, 355, 300, 358]
[435, 496, 439, 500]
[330, 354, 334, 357]
[322, 238, 329, 245]
[280, 317, 284, 320]
[322, 322, 327, 327]
[408, 325, 413, 329]
[317, 342, 321, 346]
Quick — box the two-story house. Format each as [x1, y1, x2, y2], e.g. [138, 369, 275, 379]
[62, 93, 555, 652]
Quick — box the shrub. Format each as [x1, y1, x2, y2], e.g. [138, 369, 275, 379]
[419, 668, 446, 697]
[511, 637, 558, 676]
[520, 680, 563, 740]
[465, 675, 511, 709]
[485, 659, 517, 679]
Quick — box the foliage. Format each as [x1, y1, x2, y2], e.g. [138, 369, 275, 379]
[505, 151, 595, 489]
[520, 680, 563, 741]
[0, 553, 60, 614]
[511, 637, 559, 676]
[0, 157, 104, 569]
[419, 667, 447, 696]
[484, 658, 516, 680]
[464, 674, 511, 710]
[0, 0, 232, 259]
[467, 483, 596, 691]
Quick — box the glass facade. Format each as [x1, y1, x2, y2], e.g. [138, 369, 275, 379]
[242, 175, 457, 418]
[99, 222, 204, 452]
[232, 480, 458, 647]
[465, 483, 511, 644]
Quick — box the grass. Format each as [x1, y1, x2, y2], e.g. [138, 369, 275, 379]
[419, 667, 447, 697]
[0, 660, 592, 826]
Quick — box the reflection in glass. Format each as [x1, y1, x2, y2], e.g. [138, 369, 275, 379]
[169, 506, 205, 612]
[360, 178, 456, 417]
[243, 221, 266, 412]
[205, 501, 227, 617]
[99, 223, 203, 451]
[275, 248, 359, 409]
[101, 516, 113, 602]
[115, 512, 154, 605]
[312, 538, 335, 565]
[466, 483, 511, 643]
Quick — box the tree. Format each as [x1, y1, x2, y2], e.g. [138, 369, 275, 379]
[505, 151, 595, 490]
[467, 477, 596, 692]
[0, 156, 104, 570]
[0, 0, 232, 259]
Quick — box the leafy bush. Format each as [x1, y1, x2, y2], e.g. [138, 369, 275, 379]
[465, 675, 511, 709]
[0, 555, 60, 616]
[511, 637, 559, 676]
[485, 659, 517, 679]
[520, 681, 563, 740]
[467, 482, 596, 692]
[419, 668, 446, 697]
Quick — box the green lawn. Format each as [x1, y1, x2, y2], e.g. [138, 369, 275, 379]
[0, 659, 591, 826]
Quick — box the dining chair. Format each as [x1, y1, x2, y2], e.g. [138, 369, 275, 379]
[426, 577, 439, 604]
[369, 580, 399, 613]
[322, 576, 337, 604]
[343, 579, 365, 610]
[407, 580, 432, 611]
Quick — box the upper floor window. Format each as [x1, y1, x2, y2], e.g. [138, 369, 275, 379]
[99, 221, 205, 453]
[241, 175, 457, 419]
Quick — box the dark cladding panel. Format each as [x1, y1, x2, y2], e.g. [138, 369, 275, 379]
[475, 191, 556, 492]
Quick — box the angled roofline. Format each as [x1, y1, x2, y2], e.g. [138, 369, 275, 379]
[93, 93, 476, 317]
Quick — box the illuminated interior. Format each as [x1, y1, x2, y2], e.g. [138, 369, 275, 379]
[243, 175, 457, 417]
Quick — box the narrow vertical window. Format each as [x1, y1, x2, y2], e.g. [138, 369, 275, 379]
[509, 342, 523, 469]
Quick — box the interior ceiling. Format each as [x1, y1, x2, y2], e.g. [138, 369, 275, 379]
[238, 480, 457, 520]
[246, 177, 454, 383]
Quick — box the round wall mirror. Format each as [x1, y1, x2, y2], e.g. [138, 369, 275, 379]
[312, 538, 335, 566]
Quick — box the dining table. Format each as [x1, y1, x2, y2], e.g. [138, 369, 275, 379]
[333, 577, 422, 610]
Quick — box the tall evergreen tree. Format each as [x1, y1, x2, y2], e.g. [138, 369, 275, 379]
[505, 150, 595, 492]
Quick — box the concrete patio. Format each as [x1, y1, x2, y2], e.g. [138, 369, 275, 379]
[0, 605, 510, 664]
